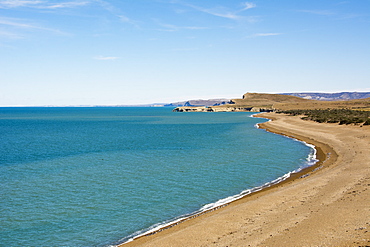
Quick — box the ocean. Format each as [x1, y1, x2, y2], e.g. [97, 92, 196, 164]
[0, 107, 316, 246]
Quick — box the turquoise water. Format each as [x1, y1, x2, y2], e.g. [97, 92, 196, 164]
[0, 107, 314, 246]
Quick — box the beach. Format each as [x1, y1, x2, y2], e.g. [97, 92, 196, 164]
[120, 112, 370, 247]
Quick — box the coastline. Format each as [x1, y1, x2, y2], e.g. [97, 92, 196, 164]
[114, 113, 320, 245]
[118, 112, 370, 247]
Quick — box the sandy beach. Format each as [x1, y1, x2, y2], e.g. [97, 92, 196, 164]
[120, 112, 370, 247]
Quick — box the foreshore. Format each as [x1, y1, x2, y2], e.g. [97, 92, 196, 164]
[119, 112, 370, 247]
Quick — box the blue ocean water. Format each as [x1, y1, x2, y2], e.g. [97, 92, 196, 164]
[0, 107, 314, 247]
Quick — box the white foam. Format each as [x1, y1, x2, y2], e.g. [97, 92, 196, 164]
[113, 160, 316, 246]
[112, 116, 319, 246]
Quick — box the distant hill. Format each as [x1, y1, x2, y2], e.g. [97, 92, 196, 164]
[173, 93, 370, 112]
[229, 93, 370, 111]
[165, 99, 230, 107]
[167, 92, 370, 108]
[231, 93, 309, 106]
[281, 92, 370, 101]
[274, 97, 370, 111]
[174, 93, 312, 112]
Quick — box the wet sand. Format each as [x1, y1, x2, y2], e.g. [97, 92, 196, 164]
[120, 112, 370, 247]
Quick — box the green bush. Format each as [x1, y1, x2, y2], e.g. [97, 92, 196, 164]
[339, 119, 351, 125]
[327, 119, 339, 123]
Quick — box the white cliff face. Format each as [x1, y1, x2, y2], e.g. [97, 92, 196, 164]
[172, 106, 209, 112]
[173, 106, 274, 112]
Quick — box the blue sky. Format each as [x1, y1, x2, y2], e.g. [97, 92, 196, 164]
[1, 0, 369, 106]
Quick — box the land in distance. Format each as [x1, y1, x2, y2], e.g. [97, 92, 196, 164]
[173, 92, 370, 113]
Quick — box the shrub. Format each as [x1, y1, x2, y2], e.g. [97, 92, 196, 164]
[280, 109, 370, 125]
[339, 119, 352, 125]
[327, 119, 339, 123]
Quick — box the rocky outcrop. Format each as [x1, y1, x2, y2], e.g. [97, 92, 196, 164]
[173, 93, 316, 112]
[173, 106, 273, 112]
[165, 99, 231, 107]
[173, 106, 209, 112]
[172, 92, 370, 112]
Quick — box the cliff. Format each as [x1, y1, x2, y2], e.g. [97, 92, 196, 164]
[173, 93, 370, 112]
[173, 93, 308, 112]
[165, 99, 230, 107]
[173, 106, 273, 112]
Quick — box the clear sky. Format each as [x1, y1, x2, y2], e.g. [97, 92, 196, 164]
[1, 0, 369, 106]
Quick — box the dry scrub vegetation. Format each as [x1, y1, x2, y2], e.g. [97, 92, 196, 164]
[278, 109, 370, 125]
[229, 93, 370, 125]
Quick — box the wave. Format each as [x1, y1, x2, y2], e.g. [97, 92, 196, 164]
[110, 118, 318, 246]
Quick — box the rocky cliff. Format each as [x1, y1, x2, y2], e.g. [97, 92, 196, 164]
[165, 99, 230, 107]
[173, 93, 306, 112]
[173, 93, 370, 112]
[173, 106, 275, 112]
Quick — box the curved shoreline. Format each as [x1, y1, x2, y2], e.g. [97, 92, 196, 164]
[118, 112, 369, 247]
[114, 114, 321, 246]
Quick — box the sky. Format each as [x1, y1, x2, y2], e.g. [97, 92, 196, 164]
[1, 0, 369, 106]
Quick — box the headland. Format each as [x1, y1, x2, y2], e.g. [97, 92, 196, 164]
[173, 92, 370, 112]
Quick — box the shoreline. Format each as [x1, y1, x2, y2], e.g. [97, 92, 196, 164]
[118, 112, 370, 247]
[114, 113, 322, 246]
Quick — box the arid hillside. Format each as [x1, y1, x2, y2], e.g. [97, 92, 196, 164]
[274, 97, 370, 111]
[229, 93, 311, 109]
[173, 93, 370, 112]
[223, 93, 370, 111]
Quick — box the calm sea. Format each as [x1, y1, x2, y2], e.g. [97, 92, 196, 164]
[0, 107, 315, 247]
